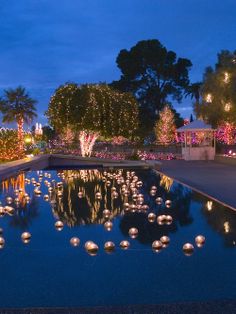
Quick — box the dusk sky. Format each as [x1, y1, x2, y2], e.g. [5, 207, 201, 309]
[0, 0, 236, 126]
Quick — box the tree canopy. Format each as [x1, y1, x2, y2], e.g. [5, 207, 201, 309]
[46, 83, 139, 139]
[194, 50, 236, 127]
[111, 39, 192, 131]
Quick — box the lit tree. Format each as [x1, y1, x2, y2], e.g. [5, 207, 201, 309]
[194, 50, 236, 128]
[46, 83, 139, 156]
[155, 105, 176, 145]
[0, 87, 37, 153]
[216, 122, 236, 145]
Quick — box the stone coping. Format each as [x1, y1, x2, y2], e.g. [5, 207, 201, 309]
[0, 299, 236, 314]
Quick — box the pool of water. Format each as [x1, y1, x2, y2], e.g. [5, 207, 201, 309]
[0, 168, 236, 308]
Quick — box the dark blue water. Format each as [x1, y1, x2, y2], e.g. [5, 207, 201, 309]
[0, 168, 236, 308]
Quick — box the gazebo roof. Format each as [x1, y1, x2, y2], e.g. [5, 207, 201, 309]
[177, 120, 214, 132]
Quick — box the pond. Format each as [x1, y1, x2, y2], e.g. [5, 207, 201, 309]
[0, 168, 236, 308]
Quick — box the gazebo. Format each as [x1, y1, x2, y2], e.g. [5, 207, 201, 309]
[177, 120, 216, 160]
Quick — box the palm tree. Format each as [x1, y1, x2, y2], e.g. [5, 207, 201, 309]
[185, 82, 202, 103]
[0, 86, 37, 152]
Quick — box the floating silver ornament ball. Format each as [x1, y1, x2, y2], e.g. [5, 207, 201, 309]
[130, 204, 137, 213]
[70, 237, 80, 247]
[21, 232, 31, 244]
[6, 197, 13, 204]
[165, 200, 172, 208]
[148, 213, 156, 223]
[128, 227, 138, 239]
[120, 240, 130, 250]
[106, 181, 111, 187]
[78, 191, 83, 198]
[160, 236, 170, 246]
[141, 205, 149, 212]
[25, 196, 31, 203]
[85, 241, 99, 256]
[55, 220, 64, 231]
[34, 189, 42, 195]
[112, 192, 118, 199]
[166, 215, 173, 225]
[0, 228, 3, 235]
[150, 189, 156, 197]
[95, 192, 102, 200]
[4, 206, 15, 216]
[43, 194, 49, 201]
[104, 241, 115, 252]
[14, 189, 19, 195]
[183, 243, 194, 256]
[104, 221, 113, 231]
[155, 197, 163, 205]
[14, 197, 20, 203]
[103, 209, 111, 219]
[0, 207, 5, 218]
[195, 235, 206, 248]
[0, 236, 5, 249]
[152, 240, 163, 252]
[151, 186, 157, 191]
[136, 181, 143, 188]
[157, 215, 166, 225]
[111, 187, 116, 192]
[48, 187, 53, 193]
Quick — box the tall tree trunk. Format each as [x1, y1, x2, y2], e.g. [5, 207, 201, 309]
[17, 117, 24, 154]
[79, 131, 99, 157]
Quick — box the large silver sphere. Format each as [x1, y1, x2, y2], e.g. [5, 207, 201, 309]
[195, 235, 206, 248]
[148, 213, 156, 223]
[166, 215, 173, 225]
[6, 197, 13, 204]
[55, 220, 64, 231]
[21, 232, 31, 244]
[104, 241, 115, 252]
[152, 240, 163, 252]
[85, 241, 99, 256]
[120, 240, 130, 250]
[78, 192, 83, 198]
[104, 221, 113, 231]
[70, 237, 80, 247]
[128, 227, 138, 239]
[183, 243, 194, 256]
[155, 197, 163, 205]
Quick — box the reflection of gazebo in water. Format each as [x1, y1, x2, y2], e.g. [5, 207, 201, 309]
[177, 120, 216, 160]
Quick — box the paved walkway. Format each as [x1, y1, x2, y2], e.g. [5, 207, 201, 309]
[160, 160, 236, 210]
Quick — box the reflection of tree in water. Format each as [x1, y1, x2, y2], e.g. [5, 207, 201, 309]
[120, 171, 193, 244]
[1, 172, 40, 229]
[52, 170, 123, 227]
[194, 193, 236, 248]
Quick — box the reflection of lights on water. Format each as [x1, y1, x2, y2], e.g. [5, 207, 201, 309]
[206, 201, 213, 211]
[224, 221, 230, 233]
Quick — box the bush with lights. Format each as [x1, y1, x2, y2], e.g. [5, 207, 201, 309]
[0, 128, 25, 161]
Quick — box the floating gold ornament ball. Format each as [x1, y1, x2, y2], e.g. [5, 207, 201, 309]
[104, 241, 115, 252]
[104, 221, 113, 231]
[70, 237, 80, 247]
[112, 192, 118, 199]
[103, 209, 111, 219]
[141, 205, 149, 212]
[152, 240, 163, 252]
[160, 236, 170, 247]
[57, 191, 63, 198]
[48, 187, 53, 193]
[85, 241, 99, 256]
[78, 192, 83, 198]
[14, 197, 20, 203]
[34, 189, 42, 196]
[130, 204, 137, 213]
[6, 197, 13, 204]
[55, 220, 64, 231]
[157, 215, 166, 225]
[25, 196, 31, 203]
[195, 235, 206, 248]
[166, 215, 173, 225]
[4, 206, 15, 216]
[148, 213, 156, 223]
[165, 200, 172, 208]
[14, 189, 19, 195]
[183, 243, 194, 256]
[0, 206, 5, 218]
[21, 232, 31, 244]
[120, 240, 130, 250]
[128, 227, 138, 239]
[150, 190, 156, 196]
[0, 236, 5, 249]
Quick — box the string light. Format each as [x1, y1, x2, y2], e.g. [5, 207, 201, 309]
[223, 72, 230, 84]
[224, 102, 231, 112]
[205, 93, 213, 103]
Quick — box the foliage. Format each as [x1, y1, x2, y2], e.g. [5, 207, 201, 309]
[194, 50, 236, 127]
[155, 106, 176, 145]
[46, 83, 139, 139]
[111, 39, 192, 132]
[0, 86, 37, 152]
[0, 128, 24, 161]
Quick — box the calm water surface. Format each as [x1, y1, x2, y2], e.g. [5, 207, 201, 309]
[0, 168, 236, 308]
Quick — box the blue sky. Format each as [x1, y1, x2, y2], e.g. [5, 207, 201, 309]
[0, 0, 236, 127]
